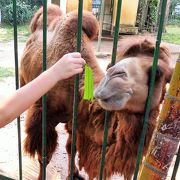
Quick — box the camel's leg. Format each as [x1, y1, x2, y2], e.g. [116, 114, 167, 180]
[66, 134, 85, 180]
[24, 104, 58, 180]
[37, 127, 58, 180]
[37, 154, 51, 180]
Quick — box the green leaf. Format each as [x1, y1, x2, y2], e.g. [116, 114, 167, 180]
[83, 64, 94, 101]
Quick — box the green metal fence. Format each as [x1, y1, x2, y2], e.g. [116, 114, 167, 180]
[0, 0, 179, 180]
[13, 0, 22, 180]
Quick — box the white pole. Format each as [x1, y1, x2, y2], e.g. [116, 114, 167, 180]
[60, 0, 67, 14]
[47, 0, 51, 4]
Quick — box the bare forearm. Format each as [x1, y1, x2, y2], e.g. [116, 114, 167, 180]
[0, 52, 85, 128]
[0, 67, 57, 128]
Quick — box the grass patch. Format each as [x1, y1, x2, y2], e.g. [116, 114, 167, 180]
[162, 25, 180, 45]
[0, 24, 30, 42]
[0, 67, 14, 80]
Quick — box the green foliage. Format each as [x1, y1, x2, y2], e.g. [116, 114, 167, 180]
[169, 0, 179, 17]
[162, 25, 180, 45]
[0, 0, 42, 9]
[0, 24, 30, 42]
[136, 0, 158, 32]
[0, 0, 11, 9]
[149, 0, 158, 25]
[23, 0, 42, 8]
[168, 0, 180, 25]
[0, 67, 14, 80]
[146, 0, 158, 32]
[1, 1, 38, 25]
[168, 18, 180, 25]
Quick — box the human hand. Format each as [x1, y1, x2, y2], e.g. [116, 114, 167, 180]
[51, 52, 86, 82]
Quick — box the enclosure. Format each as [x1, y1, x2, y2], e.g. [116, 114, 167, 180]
[0, 0, 180, 180]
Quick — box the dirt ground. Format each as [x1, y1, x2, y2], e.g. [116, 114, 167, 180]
[0, 39, 179, 180]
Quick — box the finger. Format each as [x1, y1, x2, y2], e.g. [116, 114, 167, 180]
[73, 64, 84, 69]
[75, 67, 84, 73]
[70, 52, 81, 58]
[73, 58, 86, 65]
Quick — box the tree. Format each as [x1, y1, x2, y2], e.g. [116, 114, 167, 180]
[169, 0, 179, 17]
[0, 0, 11, 9]
[1, 1, 38, 25]
[136, 0, 158, 32]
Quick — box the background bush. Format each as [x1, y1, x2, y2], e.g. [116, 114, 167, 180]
[0, 0, 12, 9]
[1, 0, 39, 25]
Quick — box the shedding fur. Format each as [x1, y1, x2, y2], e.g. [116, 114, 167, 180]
[20, 4, 101, 180]
[20, 4, 172, 180]
[65, 37, 172, 180]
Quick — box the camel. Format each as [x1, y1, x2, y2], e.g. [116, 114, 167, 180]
[65, 37, 173, 180]
[20, 4, 172, 180]
[20, 4, 102, 180]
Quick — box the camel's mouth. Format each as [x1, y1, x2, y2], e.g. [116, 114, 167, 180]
[94, 91, 133, 111]
[94, 60, 134, 111]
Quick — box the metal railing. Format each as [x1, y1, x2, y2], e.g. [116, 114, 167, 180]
[0, 0, 179, 180]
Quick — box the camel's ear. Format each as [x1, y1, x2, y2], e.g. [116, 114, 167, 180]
[66, 11, 99, 40]
[148, 65, 164, 84]
[30, 4, 63, 33]
[165, 67, 173, 83]
[30, 6, 43, 33]
[82, 12, 99, 40]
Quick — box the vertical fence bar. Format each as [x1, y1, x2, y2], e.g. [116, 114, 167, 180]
[99, 0, 122, 179]
[171, 145, 180, 180]
[42, 0, 47, 179]
[69, 1, 83, 180]
[133, 0, 168, 179]
[111, 0, 122, 65]
[12, 1, 22, 180]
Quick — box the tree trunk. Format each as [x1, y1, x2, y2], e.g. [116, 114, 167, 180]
[156, 0, 171, 32]
[156, 0, 162, 31]
[164, 0, 172, 29]
[138, 56, 180, 180]
[139, 0, 151, 32]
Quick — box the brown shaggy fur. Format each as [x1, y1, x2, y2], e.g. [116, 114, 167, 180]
[20, 4, 102, 180]
[65, 37, 172, 180]
[20, 4, 172, 180]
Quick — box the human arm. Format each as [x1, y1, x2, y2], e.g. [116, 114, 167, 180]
[0, 52, 85, 128]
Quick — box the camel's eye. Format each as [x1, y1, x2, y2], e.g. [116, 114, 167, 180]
[113, 72, 127, 78]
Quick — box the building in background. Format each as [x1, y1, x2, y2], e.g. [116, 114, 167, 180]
[50, 0, 139, 35]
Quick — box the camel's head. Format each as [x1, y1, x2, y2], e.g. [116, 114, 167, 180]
[94, 38, 173, 112]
